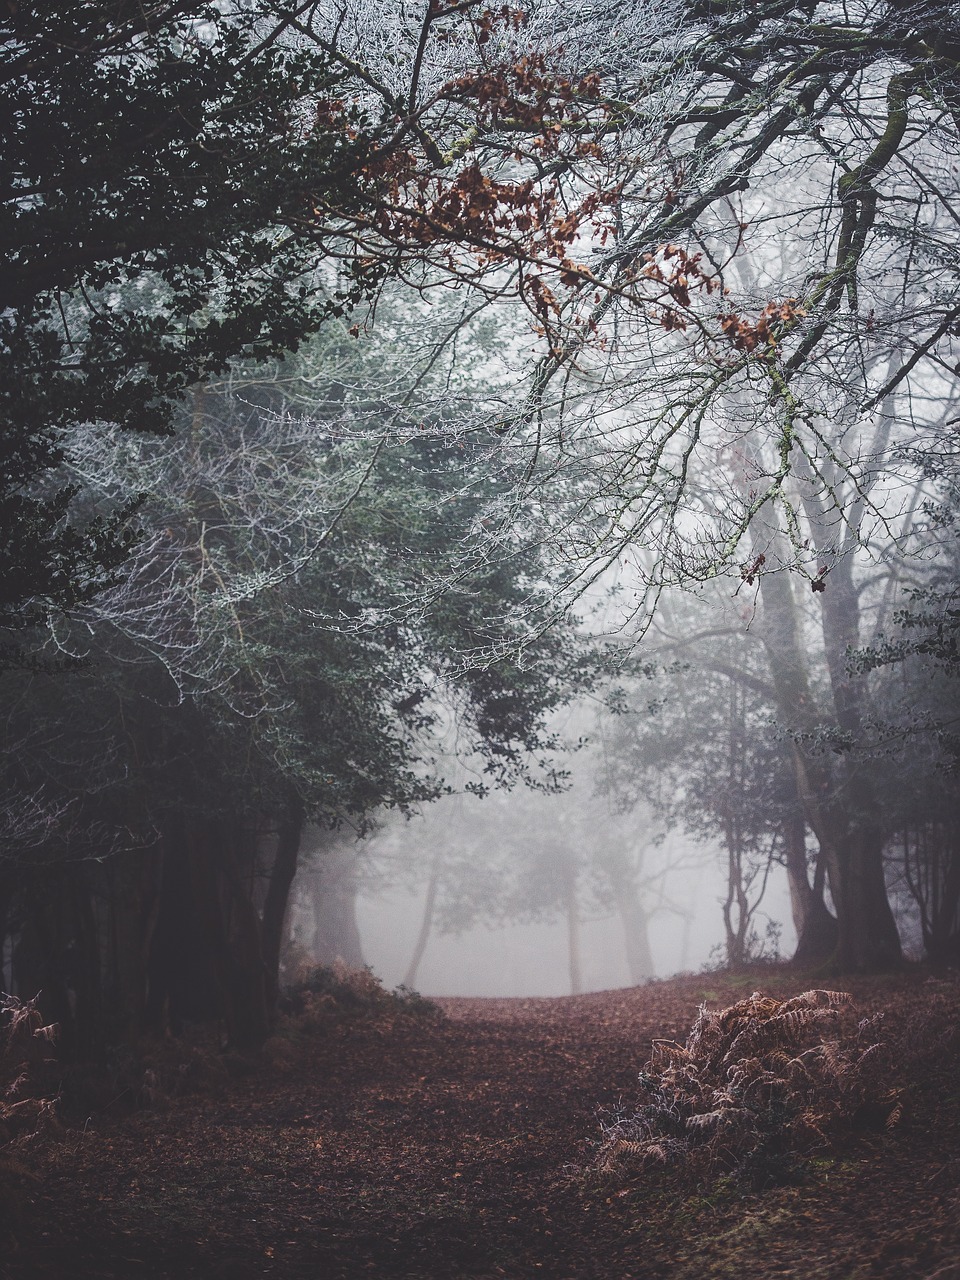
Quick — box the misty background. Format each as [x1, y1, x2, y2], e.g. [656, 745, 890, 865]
[286, 689, 802, 999]
[355, 835, 796, 998]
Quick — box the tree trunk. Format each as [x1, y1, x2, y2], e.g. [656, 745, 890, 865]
[403, 864, 439, 991]
[261, 792, 304, 1018]
[784, 813, 813, 941]
[783, 813, 838, 966]
[146, 816, 219, 1034]
[615, 886, 654, 984]
[598, 843, 653, 984]
[794, 459, 903, 971]
[212, 819, 270, 1050]
[298, 833, 366, 972]
[309, 875, 365, 969]
[564, 860, 583, 996]
[69, 869, 103, 1060]
[722, 839, 750, 967]
[928, 829, 960, 962]
[151, 813, 270, 1049]
[0, 869, 14, 992]
[835, 822, 902, 971]
[752, 520, 901, 971]
[18, 881, 77, 1056]
[678, 910, 693, 973]
[108, 845, 161, 1040]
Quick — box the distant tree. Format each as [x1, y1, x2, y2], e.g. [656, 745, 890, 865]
[853, 458, 960, 962]
[363, 735, 689, 995]
[286, 828, 368, 973]
[604, 621, 798, 969]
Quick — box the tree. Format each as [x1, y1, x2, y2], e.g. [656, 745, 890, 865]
[3, 0, 355, 626]
[602, 603, 801, 969]
[11, 0, 959, 1019]
[0, 344, 596, 1050]
[361, 730, 690, 994]
[2, 0, 619, 634]
[451, 0, 960, 971]
[286, 827, 368, 973]
[852, 454, 960, 961]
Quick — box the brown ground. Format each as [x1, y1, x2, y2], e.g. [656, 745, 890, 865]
[3, 966, 960, 1280]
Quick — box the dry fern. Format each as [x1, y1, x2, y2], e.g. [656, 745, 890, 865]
[598, 989, 893, 1187]
[0, 995, 60, 1150]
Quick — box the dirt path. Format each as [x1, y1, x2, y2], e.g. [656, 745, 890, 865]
[4, 969, 960, 1279]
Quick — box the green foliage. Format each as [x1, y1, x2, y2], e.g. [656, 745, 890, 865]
[1, 0, 381, 626]
[1, 342, 595, 867]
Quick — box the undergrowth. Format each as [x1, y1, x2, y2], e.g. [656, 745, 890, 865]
[82, 965, 442, 1108]
[1, 965, 440, 1127]
[278, 960, 442, 1025]
[0, 994, 62, 1234]
[598, 989, 899, 1189]
[0, 994, 60, 1148]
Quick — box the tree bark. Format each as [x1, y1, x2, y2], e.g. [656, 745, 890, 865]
[403, 864, 439, 990]
[803, 511, 902, 970]
[261, 792, 304, 1018]
[0, 869, 14, 992]
[69, 868, 103, 1060]
[563, 859, 583, 996]
[151, 814, 271, 1049]
[928, 831, 960, 962]
[309, 875, 365, 969]
[146, 816, 219, 1034]
[108, 845, 161, 1040]
[783, 813, 838, 966]
[615, 888, 654, 984]
[752, 518, 901, 970]
[213, 820, 270, 1050]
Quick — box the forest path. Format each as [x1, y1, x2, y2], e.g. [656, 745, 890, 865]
[4, 969, 960, 1279]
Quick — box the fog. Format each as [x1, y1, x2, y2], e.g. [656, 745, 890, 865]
[355, 825, 796, 999]
[288, 705, 802, 1000]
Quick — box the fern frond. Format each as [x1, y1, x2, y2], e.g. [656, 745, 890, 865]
[598, 986, 891, 1189]
[684, 1108, 729, 1131]
[651, 1039, 693, 1064]
[779, 990, 852, 1014]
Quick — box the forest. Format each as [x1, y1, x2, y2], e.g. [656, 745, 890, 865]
[2, 0, 960, 1276]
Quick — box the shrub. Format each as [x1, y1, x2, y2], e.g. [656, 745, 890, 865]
[0, 995, 58, 1248]
[599, 989, 897, 1188]
[0, 994, 60, 1149]
[279, 961, 441, 1024]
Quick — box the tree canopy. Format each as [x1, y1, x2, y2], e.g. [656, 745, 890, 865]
[1, 0, 610, 629]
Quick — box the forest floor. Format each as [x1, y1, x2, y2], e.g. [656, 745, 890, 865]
[2, 964, 960, 1279]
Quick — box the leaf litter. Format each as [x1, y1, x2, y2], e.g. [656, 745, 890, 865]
[2, 966, 959, 1279]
